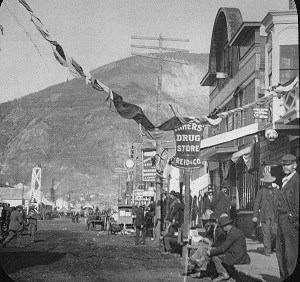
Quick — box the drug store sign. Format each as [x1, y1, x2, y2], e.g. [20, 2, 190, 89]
[173, 121, 204, 168]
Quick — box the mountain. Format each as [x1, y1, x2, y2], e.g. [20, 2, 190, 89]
[0, 52, 209, 205]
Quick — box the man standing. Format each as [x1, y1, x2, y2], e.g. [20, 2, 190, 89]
[276, 154, 299, 279]
[2, 205, 25, 248]
[252, 172, 279, 256]
[26, 206, 38, 243]
[202, 187, 214, 215]
[212, 181, 231, 218]
[207, 216, 250, 281]
[134, 204, 145, 245]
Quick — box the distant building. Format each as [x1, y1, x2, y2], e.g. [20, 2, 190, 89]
[55, 198, 69, 212]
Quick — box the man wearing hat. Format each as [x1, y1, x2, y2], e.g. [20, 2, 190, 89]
[252, 172, 279, 256]
[211, 180, 231, 218]
[2, 205, 25, 247]
[207, 216, 250, 281]
[202, 186, 215, 217]
[276, 154, 299, 279]
[162, 193, 184, 254]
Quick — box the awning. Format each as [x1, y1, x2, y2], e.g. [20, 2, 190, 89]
[231, 144, 253, 170]
[201, 146, 238, 162]
[201, 123, 265, 149]
[231, 145, 253, 163]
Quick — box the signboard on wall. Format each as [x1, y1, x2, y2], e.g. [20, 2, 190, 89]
[142, 149, 156, 182]
[173, 121, 204, 168]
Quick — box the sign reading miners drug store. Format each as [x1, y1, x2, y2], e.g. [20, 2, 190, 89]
[173, 121, 204, 168]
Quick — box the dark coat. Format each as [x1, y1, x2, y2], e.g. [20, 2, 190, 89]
[27, 210, 38, 227]
[211, 191, 231, 217]
[206, 224, 226, 248]
[253, 185, 279, 222]
[9, 210, 24, 231]
[210, 226, 250, 265]
[171, 201, 184, 226]
[202, 194, 214, 213]
[134, 207, 145, 227]
[278, 172, 299, 227]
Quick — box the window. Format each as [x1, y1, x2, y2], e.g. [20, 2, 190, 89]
[239, 33, 255, 59]
[231, 46, 239, 76]
[280, 45, 299, 83]
[227, 114, 234, 131]
[234, 89, 244, 128]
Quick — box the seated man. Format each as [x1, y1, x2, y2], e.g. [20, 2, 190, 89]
[207, 216, 250, 282]
[188, 213, 226, 277]
[162, 193, 184, 254]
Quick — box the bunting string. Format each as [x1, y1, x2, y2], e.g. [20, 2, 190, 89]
[16, 0, 299, 142]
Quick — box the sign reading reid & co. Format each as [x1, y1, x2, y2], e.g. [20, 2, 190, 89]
[173, 121, 204, 168]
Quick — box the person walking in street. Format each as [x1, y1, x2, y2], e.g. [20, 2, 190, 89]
[276, 154, 299, 280]
[252, 172, 279, 256]
[134, 204, 146, 245]
[211, 181, 231, 218]
[26, 206, 38, 243]
[207, 216, 250, 281]
[2, 205, 25, 248]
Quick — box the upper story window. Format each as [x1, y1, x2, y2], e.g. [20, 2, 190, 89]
[234, 89, 244, 129]
[280, 45, 299, 83]
[231, 46, 239, 76]
[239, 33, 255, 59]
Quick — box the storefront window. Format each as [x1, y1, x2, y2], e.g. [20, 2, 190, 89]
[280, 45, 299, 84]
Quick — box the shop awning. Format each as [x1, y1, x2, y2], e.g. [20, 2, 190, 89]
[201, 146, 238, 162]
[231, 144, 254, 170]
[201, 123, 265, 149]
[231, 145, 253, 163]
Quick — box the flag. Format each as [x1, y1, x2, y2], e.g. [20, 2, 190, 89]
[273, 76, 299, 92]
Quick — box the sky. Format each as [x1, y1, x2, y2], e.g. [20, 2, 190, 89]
[0, 0, 289, 103]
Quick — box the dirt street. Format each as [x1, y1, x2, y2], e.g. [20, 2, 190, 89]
[0, 218, 211, 282]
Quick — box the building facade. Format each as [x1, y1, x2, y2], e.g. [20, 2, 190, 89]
[200, 6, 299, 236]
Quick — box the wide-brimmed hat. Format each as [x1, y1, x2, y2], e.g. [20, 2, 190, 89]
[281, 154, 296, 165]
[260, 173, 276, 183]
[218, 216, 233, 227]
[170, 190, 176, 196]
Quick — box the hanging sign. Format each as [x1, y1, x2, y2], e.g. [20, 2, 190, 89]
[142, 149, 156, 182]
[173, 121, 204, 168]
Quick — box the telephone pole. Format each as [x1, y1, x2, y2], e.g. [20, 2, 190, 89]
[131, 33, 189, 247]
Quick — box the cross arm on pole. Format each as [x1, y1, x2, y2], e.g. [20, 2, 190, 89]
[131, 52, 190, 65]
[131, 44, 189, 53]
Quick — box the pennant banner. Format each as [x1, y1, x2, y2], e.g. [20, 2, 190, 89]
[21, 0, 295, 144]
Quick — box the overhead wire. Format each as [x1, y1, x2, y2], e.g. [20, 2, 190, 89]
[3, 1, 49, 70]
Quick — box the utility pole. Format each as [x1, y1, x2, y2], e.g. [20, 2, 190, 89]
[131, 33, 189, 247]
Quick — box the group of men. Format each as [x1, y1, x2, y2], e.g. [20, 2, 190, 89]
[157, 153, 298, 281]
[202, 180, 233, 221]
[252, 154, 299, 279]
[1, 205, 38, 248]
[133, 200, 155, 245]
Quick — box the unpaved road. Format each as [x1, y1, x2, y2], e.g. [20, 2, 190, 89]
[0, 218, 210, 282]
